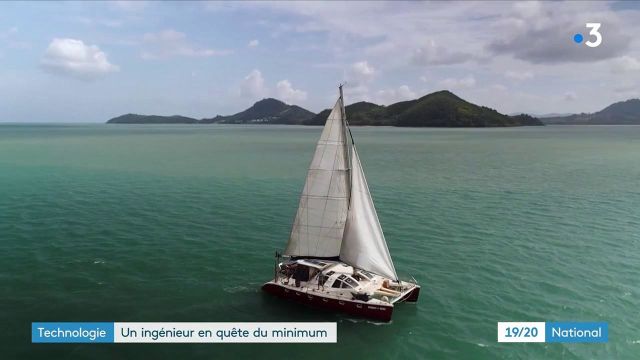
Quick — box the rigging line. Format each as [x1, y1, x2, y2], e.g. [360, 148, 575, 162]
[346, 124, 355, 146]
[346, 124, 355, 208]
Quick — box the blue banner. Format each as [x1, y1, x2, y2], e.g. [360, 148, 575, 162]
[32, 322, 114, 343]
[545, 322, 608, 343]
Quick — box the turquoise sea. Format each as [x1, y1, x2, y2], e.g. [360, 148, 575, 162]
[1, 124, 639, 359]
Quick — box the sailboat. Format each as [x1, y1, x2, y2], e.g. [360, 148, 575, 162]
[262, 85, 420, 322]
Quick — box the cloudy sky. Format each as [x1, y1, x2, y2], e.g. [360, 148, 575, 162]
[1, 1, 639, 122]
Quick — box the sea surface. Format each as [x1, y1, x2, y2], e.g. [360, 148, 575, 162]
[1, 124, 639, 359]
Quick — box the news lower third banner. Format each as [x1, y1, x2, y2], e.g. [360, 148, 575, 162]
[32, 322, 337, 343]
[497, 322, 608, 343]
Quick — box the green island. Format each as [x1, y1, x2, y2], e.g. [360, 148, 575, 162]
[541, 99, 640, 125]
[106, 90, 640, 127]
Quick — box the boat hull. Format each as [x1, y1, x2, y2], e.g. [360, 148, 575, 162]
[397, 285, 420, 303]
[262, 282, 394, 322]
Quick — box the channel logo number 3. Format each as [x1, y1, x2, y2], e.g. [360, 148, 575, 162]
[585, 23, 602, 48]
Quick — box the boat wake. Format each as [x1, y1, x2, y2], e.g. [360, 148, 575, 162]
[343, 318, 392, 326]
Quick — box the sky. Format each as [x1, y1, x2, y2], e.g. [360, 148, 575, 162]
[1, 0, 639, 122]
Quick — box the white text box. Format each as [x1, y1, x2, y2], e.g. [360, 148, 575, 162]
[113, 322, 336, 343]
[497, 322, 545, 343]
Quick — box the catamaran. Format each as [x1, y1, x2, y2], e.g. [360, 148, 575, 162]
[262, 86, 420, 322]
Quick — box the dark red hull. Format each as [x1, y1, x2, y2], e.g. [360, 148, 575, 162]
[262, 282, 419, 322]
[398, 285, 420, 303]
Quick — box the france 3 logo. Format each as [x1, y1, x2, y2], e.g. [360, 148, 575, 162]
[573, 23, 602, 48]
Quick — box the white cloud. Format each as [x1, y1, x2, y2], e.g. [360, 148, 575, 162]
[512, 1, 543, 18]
[611, 56, 640, 74]
[343, 84, 371, 103]
[563, 91, 577, 101]
[487, 2, 630, 64]
[613, 82, 637, 94]
[247, 39, 259, 47]
[348, 61, 376, 85]
[141, 29, 232, 59]
[76, 17, 122, 28]
[222, 2, 487, 67]
[505, 70, 534, 81]
[490, 84, 508, 92]
[0, 26, 30, 49]
[204, 1, 640, 115]
[143, 29, 184, 43]
[352, 61, 375, 78]
[241, 1, 635, 69]
[240, 69, 267, 98]
[341, 61, 376, 101]
[419, 75, 428, 83]
[439, 75, 476, 89]
[40, 38, 119, 80]
[276, 80, 307, 103]
[237, 71, 308, 103]
[411, 39, 474, 66]
[376, 85, 416, 104]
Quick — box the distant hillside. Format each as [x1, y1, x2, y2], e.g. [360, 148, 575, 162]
[307, 101, 389, 126]
[533, 113, 573, 118]
[509, 113, 544, 126]
[307, 90, 543, 127]
[107, 114, 198, 124]
[543, 99, 640, 125]
[201, 98, 315, 124]
[106, 91, 545, 127]
[107, 99, 315, 125]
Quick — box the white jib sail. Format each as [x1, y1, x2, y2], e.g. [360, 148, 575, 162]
[340, 147, 398, 280]
[285, 98, 349, 258]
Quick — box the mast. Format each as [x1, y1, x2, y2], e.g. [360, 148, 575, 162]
[339, 84, 353, 206]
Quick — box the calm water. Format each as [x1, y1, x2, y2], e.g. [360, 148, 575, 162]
[1, 124, 639, 359]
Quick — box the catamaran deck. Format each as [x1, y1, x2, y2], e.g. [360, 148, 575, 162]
[263, 259, 420, 322]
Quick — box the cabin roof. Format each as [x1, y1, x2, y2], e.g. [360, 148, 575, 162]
[296, 259, 328, 269]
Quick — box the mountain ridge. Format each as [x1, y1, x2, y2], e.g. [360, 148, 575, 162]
[542, 98, 640, 125]
[106, 90, 548, 126]
[200, 98, 315, 124]
[306, 90, 543, 127]
[107, 114, 199, 124]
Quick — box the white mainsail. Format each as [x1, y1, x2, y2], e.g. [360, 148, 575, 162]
[284, 87, 398, 280]
[284, 97, 350, 258]
[340, 147, 398, 280]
